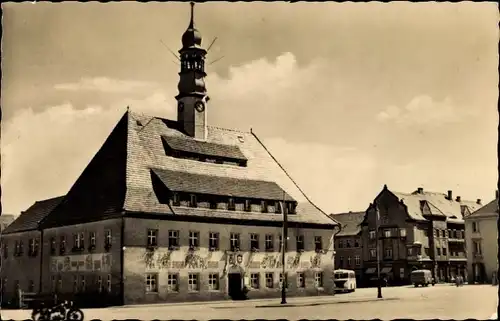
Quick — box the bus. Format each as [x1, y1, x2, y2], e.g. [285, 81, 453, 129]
[333, 269, 357, 293]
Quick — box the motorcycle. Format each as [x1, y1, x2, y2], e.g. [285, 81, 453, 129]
[31, 301, 84, 321]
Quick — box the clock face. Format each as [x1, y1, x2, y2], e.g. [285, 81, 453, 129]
[178, 101, 184, 111]
[195, 101, 205, 112]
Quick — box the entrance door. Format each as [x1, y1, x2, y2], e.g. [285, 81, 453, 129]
[228, 273, 242, 299]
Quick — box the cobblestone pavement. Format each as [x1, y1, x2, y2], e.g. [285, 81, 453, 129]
[2, 284, 497, 320]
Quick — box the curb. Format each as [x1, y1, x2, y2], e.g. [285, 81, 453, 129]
[255, 297, 400, 308]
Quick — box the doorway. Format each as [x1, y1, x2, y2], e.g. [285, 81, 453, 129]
[228, 273, 242, 300]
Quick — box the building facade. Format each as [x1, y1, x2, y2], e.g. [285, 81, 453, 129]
[0, 197, 63, 306]
[465, 192, 498, 284]
[360, 186, 482, 286]
[7, 3, 339, 306]
[330, 212, 364, 285]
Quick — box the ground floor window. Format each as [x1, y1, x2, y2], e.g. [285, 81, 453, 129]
[145, 274, 158, 293]
[279, 273, 288, 289]
[208, 273, 219, 290]
[97, 276, 102, 293]
[188, 273, 200, 292]
[167, 274, 179, 292]
[73, 275, 79, 292]
[107, 274, 112, 293]
[265, 273, 274, 288]
[314, 272, 323, 288]
[250, 273, 260, 289]
[297, 272, 305, 288]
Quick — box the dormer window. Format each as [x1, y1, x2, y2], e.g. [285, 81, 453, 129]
[261, 201, 268, 213]
[244, 200, 251, 212]
[228, 198, 235, 211]
[287, 202, 297, 214]
[172, 193, 180, 206]
[274, 201, 282, 214]
[189, 194, 197, 208]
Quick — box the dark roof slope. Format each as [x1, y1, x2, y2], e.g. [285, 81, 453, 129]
[467, 198, 498, 219]
[330, 211, 364, 236]
[2, 196, 64, 234]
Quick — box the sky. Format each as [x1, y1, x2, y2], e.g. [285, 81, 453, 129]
[1, 2, 498, 216]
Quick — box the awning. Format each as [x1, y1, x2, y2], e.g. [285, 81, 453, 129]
[365, 268, 376, 274]
[381, 267, 393, 274]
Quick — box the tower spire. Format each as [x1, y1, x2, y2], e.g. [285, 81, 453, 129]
[189, 2, 195, 29]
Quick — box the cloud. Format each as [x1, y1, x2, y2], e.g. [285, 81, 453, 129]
[54, 77, 159, 94]
[376, 95, 471, 126]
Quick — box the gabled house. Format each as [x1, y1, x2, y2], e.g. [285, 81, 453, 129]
[465, 191, 498, 284]
[0, 196, 64, 306]
[330, 211, 364, 284]
[35, 3, 339, 305]
[360, 185, 481, 286]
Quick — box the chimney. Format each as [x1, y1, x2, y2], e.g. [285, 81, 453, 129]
[456, 196, 461, 202]
[476, 199, 482, 205]
[417, 187, 423, 194]
[447, 190, 453, 200]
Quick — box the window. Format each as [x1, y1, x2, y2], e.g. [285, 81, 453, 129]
[28, 280, 35, 293]
[261, 200, 268, 213]
[424, 247, 430, 256]
[145, 274, 158, 292]
[296, 235, 304, 252]
[369, 249, 376, 259]
[97, 276, 102, 293]
[244, 199, 251, 212]
[339, 256, 344, 267]
[28, 239, 36, 256]
[354, 239, 360, 247]
[172, 192, 180, 206]
[147, 229, 158, 247]
[407, 248, 413, 256]
[338, 240, 344, 248]
[265, 273, 274, 288]
[315, 236, 323, 252]
[355, 255, 361, 266]
[209, 232, 219, 251]
[384, 229, 392, 238]
[189, 231, 200, 249]
[345, 240, 352, 248]
[57, 276, 62, 292]
[208, 273, 219, 290]
[3, 243, 8, 259]
[80, 276, 86, 292]
[442, 248, 447, 256]
[369, 230, 376, 240]
[73, 275, 79, 292]
[473, 241, 482, 255]
[250, 234, 259, 251]
[436, 248, 441, 255]
[424, 229, 429, 237]
[297, 272, 305, 288]
[265, 234, 274, 252]
[441, 230, 446, 238]
[278, 235, 284, 250]
[59, 236, 66, 255]
[230, 233, 240, 251]
[17, 240, 24, 256]
[274, 201, 282, 214]
[347, 256, 352, 266]
[279, 273, 288, 289]
[384, 248, 393, 259]
[107, 274, 111, 293]
[228, 198, 235, 211]
[189, 194, 197, 207]
[73, 233, 84, 251]
[250, 273, 260, 289]
[167, 274, 179, 292]
[456, 230, 462, 239]
[104, 230, 112, 249]
[51, 276, 56, 292]
[314, 272, 323, 288]
[399, 228, 407, 237]
[168, 230, 179, 249]
[89, 232, 96, 248]
[188, 273, 199, 291]
[472, 221, 479, 233]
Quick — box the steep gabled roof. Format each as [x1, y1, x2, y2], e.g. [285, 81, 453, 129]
[3, 196, 64, 234]
[467, 198, 499, 219]
[388, 189, 482, 222]
[42, 110, 337, 228]
[330, 211, 364, 236]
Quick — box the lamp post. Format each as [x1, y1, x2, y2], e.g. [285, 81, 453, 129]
[281, 191, 288, 304]
[375, 203, 383, 299]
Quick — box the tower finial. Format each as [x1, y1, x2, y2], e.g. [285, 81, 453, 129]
[189, 2, 195, 29]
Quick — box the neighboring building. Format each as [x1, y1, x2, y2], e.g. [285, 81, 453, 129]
[360, 185, 482, 286]
[0, 197, 64, 305]
[330, 211, 364, 285]
[465, 191, 498, 284]
[0, 215, 15, 233]
[25, 3, 339, 306]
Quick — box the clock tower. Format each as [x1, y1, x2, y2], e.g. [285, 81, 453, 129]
[175, 2, 209, 140]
